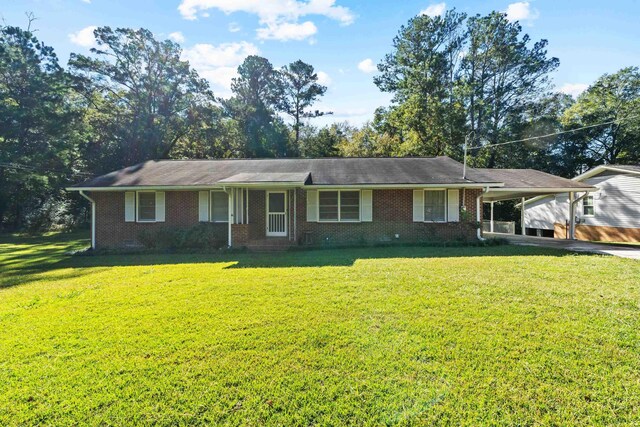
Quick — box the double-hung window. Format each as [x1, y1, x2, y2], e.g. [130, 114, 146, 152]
[210, 190, 229, 222]
[318, 190, 360, 222]
[424, 190, 447, 222]
[137, 192, 156, 222]
[583, 195, 595, 216]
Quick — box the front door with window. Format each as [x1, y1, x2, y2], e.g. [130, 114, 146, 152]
[266, 191, 287, 236]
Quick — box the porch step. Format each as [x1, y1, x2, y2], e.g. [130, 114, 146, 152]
[244, 238, 296, 252]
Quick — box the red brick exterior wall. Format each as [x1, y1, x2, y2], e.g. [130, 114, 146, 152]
[91, 191, 227, 249]
[92, 188, 483, 249]
[247, 190, 266, 240]
[231, 224, 250, 245]
[293, 188, 481, 246]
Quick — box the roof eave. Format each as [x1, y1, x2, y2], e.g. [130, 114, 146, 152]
[67, 182, 505, 191]
[574, 165, 640, 181]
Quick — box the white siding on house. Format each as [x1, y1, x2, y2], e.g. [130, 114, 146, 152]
[524, 196, 557, 230]
[580, 173, 640, 229]
[524, 171, 640, 231]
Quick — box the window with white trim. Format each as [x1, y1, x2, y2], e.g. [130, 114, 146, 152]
[318, 190, 360, 222]
[583, 195, 595, 216]
[210, 190, 229, 222]
[137, 191, 156, 222]
[424, 189, 447, 222]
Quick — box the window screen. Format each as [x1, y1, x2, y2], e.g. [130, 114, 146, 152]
[583, 196, 594, 216]
[138, 192, 156, 222]
[319, 191, 339, 221]
[211, 191, 229, 222]
[424, 190, 446, 222]
[340, 191, 360, 221]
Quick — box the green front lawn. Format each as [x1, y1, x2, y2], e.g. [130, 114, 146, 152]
[1, 234, 639, 425]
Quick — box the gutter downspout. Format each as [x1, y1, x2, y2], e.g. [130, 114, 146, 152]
[521, 197, 526, 236]
[79, 190, 96, 250]
[477, 187, 489, 241]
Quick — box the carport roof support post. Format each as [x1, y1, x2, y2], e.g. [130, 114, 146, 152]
[521, 197, 526, 236]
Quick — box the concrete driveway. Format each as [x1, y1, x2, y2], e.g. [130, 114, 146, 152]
[485, 233, 640, 260]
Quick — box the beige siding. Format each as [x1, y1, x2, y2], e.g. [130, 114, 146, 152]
[524, 196, 557, 230]
[525, 171, 640, 231]
[581, 173, 640, 229]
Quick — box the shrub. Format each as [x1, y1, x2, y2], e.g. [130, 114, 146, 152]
[138, 224, 225, 250]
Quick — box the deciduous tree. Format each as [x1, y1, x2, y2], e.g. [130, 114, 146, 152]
[562, 67, 640, 165]
[69, 27, 215, 171]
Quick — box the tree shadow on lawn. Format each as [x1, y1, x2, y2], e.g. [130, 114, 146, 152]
[0, 237, 593, 290]
[220, 244, 589, 269]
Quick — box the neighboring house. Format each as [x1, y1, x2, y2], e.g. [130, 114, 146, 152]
[68, 156, 592, 250]
[523, 165, 640, 242]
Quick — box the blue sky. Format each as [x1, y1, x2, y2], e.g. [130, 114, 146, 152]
[2, 0, 639, 125]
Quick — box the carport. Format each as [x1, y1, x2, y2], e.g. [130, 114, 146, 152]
[475, 169, 596, 239]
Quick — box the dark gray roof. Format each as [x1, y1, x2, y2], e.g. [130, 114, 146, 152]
[72, 156, 501, 188]
[219, 172, 311, 184]
[474, 168, 594, 190]
[607, 165, 640, 173]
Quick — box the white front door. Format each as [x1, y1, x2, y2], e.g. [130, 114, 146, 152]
[266, 191, 287, 237]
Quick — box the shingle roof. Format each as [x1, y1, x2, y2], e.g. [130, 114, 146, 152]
[70, 156, 596, 193]
[474, 168, 593, 190]
[72, 156, 502, 188]
[607, 165, 640, 173]
[218, 172, 311, 184]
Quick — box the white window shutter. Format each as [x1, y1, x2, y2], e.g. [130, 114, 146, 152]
[361, 190, 373, 222]
[447, 189, 460, 222]
[413, 190, 424, 222]
[125, 192, 135, 222]
[198, 191, 209, 222]
[306, 190, 318, 222]
[155, 192, 165, 222]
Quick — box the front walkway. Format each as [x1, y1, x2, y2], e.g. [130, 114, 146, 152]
[485, 233, 640, 260]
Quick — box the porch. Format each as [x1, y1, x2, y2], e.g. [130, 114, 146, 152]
[220, 169, 309, 249]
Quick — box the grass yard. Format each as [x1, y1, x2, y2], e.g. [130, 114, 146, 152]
[1, 234, 639, 425]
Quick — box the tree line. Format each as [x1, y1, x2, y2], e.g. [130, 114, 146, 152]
[1, 10, 639, 230]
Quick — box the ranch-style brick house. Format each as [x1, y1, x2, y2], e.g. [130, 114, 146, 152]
[69, 156, 594, 250]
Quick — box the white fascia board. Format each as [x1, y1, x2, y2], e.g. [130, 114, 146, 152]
[219, 182, 305, 188]
[307, 183, 503, 189]
[573, 165, 608, 181]
[492, 186, 596, 193]
[573, 165, 640, 181]
[68, 182, 505, 191]
[66, 185, 227, 191]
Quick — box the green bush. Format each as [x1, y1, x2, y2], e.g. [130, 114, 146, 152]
[138, 224, 225, 250]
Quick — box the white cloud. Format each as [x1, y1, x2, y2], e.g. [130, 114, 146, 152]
[177, 0, 355, 41]
[256, 21, 317, 41]
[228, 22, 241, 32]
[316, 71, 331, 86]
[181, 42, 259, 96]
[68, 26, 98, 48]
[558, 83, 589, 98]
[357, 58, 376, 74]
[420, 2, 446, 17]
[168, 31, 186, 43]
[81, 0, 91, 3]
[505, 2, 539, 23]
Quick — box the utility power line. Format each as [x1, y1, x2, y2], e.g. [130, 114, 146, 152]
[467, 114, 638, 150]
[461, 114, 637, 180]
